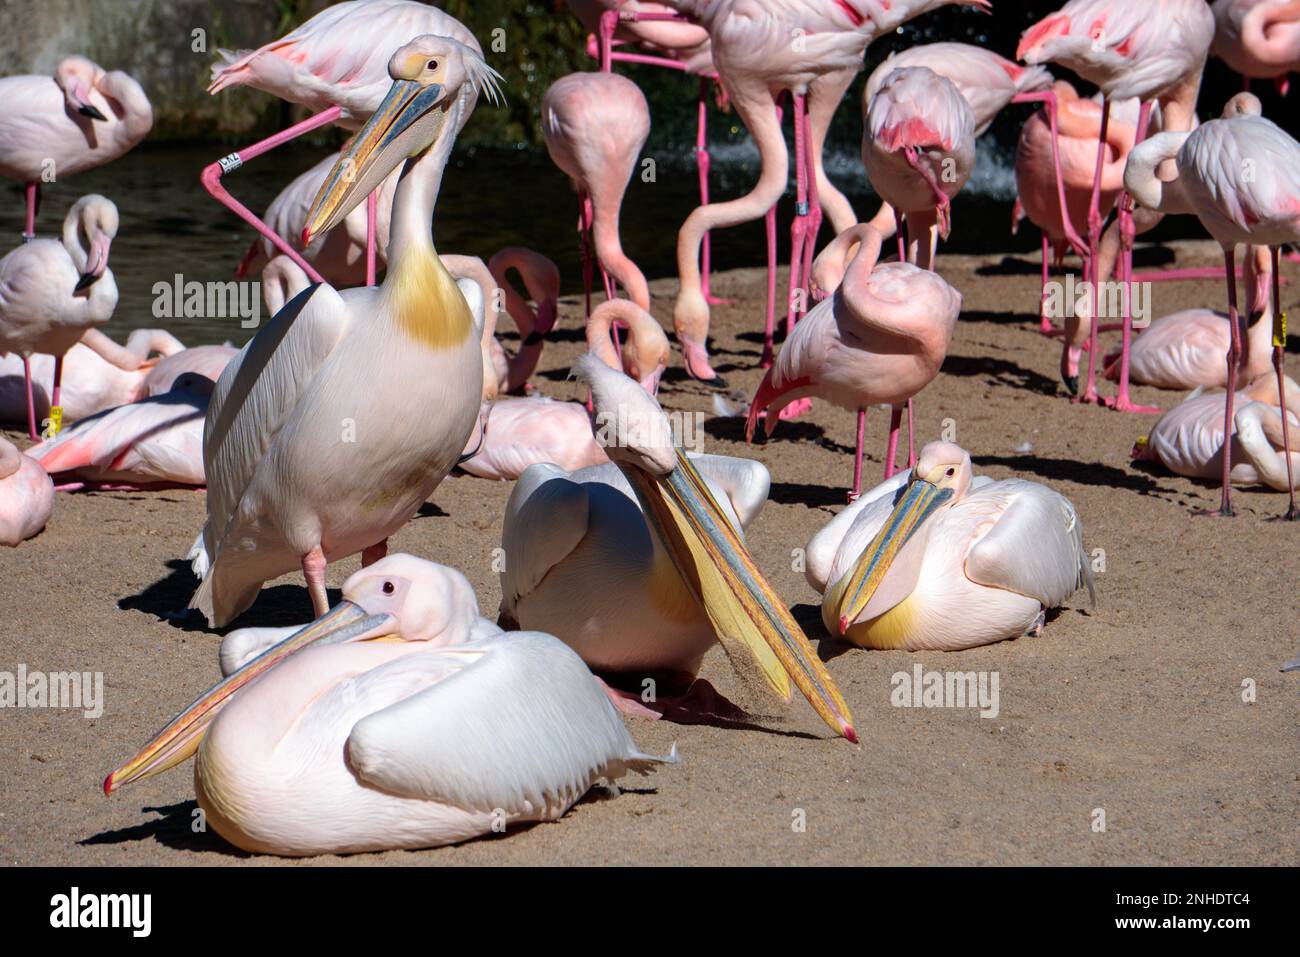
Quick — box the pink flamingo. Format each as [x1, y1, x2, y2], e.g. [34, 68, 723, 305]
[0, 195, 119, 440]
[862, 66, 976, 271]
[1126, 92, 1300, 518]
[1212, 0, 1300, 93]
[0, 57, 151, 241]
[489, 247, 563, 395]
[202, 0, 478, 286]
[0, 436, 53, 546]
[586, 298, 671, 395]
[541, 72, 651, 313]
[862, 43, 1053, 245]
[746, 224, 961, 500]
[1105, 246, 1274, 391]
[662, 0, 986, 385]
[1019, 0, 1215, 413]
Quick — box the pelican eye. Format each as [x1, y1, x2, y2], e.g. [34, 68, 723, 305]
[945, 468, 955, 477]
[426, 60, 438, 71]
[382, 581, 395, 595]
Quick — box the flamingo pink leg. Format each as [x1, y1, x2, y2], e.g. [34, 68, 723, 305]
[22, 182, 37, 242]
[1039, 231, 1055, 334]
[884, 406, 904, 480]
[578, 192, 594, 317]
[1220, 246, 1241, 517]
[1075, 99, 1112, 407]
[1270, 245, 1298, 520]
[785, 93, 811, 340]
[850, 408, 866, 502]
[907, 398, 916, 469]
[48, 353, 64, 436]
[797, 99, 823, 325]
[894, 207, 907, 264]
[21, 355, 37, 441]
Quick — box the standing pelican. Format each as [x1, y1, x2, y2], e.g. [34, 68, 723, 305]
[0, 195, 120, 440]
[0, 436, 53, 546]
[502, 355, 856, 740]
[808, 442, 1093, 651]
[192, 37, 501, 627]
[105, 555, 673, 856]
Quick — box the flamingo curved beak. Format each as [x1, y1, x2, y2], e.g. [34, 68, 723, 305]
[622, 450, 857, 742]
[69, 81, 107, 121]
[103, 602, 395, 794]
[304, 78, 447, 244]
[75, 230, 112, 292]
[831, 478, 952, 634]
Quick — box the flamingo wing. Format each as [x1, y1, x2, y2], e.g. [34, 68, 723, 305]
[346, 632, 671, 814]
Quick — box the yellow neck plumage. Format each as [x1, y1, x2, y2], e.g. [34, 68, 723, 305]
[385, 245, 474, 350]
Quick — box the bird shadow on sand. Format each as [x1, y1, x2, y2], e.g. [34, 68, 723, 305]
[792, 603, 856, 664]
[941, 353, 1061, 395]
[971, 452, 1172, 497]
[768, 481, 854, 510]
[81, 801, 248, 858]
[956, 309, 1030, 328]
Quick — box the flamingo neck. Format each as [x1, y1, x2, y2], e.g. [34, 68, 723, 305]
[61, 215, 88, 272]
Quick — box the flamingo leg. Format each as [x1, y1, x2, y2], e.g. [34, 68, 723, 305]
[1221, 246, 1241, 517]
[302, 545, 330, 618]
[1076, 99, 1112, 406]
[785, 93, 810, 340]
[884, 406, 904, 480]
[1270, 245, 1298, 520]
[200, 107, 339, 284]
[907, 398, 917, 469]
[1040, 231, 1056, 334]
[22, 181, 37, 242]
[579, 192, 594, 317]
[798, 98, 822, 325]
[894, 207, 907, 264]
[21, 354, 37, 441]
[761, 204, 779, 368]
[48, 353, 64, 436]
[850, 408, 866, 502]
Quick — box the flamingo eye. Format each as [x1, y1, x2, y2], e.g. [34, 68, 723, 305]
[382, 581, 395, 595]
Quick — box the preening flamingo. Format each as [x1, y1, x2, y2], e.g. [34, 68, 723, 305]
[0, 436, 53, 547]
[190, 37, 501, 627]
[0, 57, 151, 240]
[587, 298, 670, 394]
[0, 195, 119, 440]
[807, 441, 1093, 651]
[747, 225, 961, 499]
[542, 71, 651, 313]
[1137, 374, 1300, 494]
[105, 555, 674, 856]
[1125, 92, 1300, 517]
[502, 354, 856, 739]
[1019, 0, 1215, 412]
[663, 0, 988, 383]
[862, 66, 976, 270]
[1211, 0, 1300, 93]
[202, 0, 479, 285]
[489, 246, 562, 394]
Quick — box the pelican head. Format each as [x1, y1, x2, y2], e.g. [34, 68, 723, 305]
[104, 556, 479, 794]
[573, 355, 856, 742]
[69, 194, 118, 292]
[303, 35, 502, 244]
[55, 55, 107, 121]
[830, 441, 970, 634]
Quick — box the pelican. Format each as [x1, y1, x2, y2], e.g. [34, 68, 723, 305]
[191, 37, 501, 627]
[808, 442, 1094, 651]
[105, 555, 673, 856]
[501, 355, 856, 741]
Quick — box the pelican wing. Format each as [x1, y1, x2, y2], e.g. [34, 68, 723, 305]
[500, 464, 591, 613]
[808, 469, 912, 594]
[964, 480, 1093, 608]
[347, 632, 671, 815]
[201, 284, 350, 562]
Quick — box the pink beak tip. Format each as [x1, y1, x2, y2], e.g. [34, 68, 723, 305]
[102, 772, 115, 797]
[843, 724, 858, 744]
[300, 227, 312, 246]
[838, 615, 851, 635]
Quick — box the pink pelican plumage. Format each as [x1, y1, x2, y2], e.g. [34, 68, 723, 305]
[808, 441, 1093, 650]
[191, 37, 501, 627]
[105, 555, 674, 856]
[0, 436, 53, 546]
[0, 195, 120, 440]
[746, 224, 961, 499]
[0, 57, 151, 240]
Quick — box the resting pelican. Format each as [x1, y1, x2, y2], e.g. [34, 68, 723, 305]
[808, 442, 1093, 651]
[502, 355, 855, 740]
[105, 555, 672, 856]
[191, 37, 501, 627]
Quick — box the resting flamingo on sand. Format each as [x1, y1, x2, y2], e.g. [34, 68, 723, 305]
[1211, 0, 1300, 93]
[1019, 0, 1215, 413]
[190, 37, 501, 627]
[1136, 374, 1300, 494]
[0, 57, 151, 240]
[502, 355, 855, 739]
[202, 0, 479, 285]
[862, 66, 976, 270]
[542, 71, 651, 314]
[747, 224, 961, 500]
[105, 555, 674, 855]
[0, 195, 120, 440]
[806, 441, 1093, 651]
[1125, 92, 1300, 518]
[662, 0, 988, 382]
[0, 436, 53, 547]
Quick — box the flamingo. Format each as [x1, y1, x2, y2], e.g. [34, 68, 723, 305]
[807, 441, 1093, 651]
[1019, 0, 1216, 413]
[27, 373, 212, 489]
[661, 0, 988, 384]
[489, 246, 562, 394]
[202, 0, 479, 286]
[0, 195, 119, 440]
[0, 57, 151, 241]
[104, 555, 674, 856]
[1211, 0, 1300, 93]
[502, 354, 856, 739]
[586, 298, 670, 395]
[542, 71, 651, 314]
[862, 66, 976, 270]
[1105, 246, 1275, 391]
[746, 224, 962, 500]
[0, 436, 53, 547]
[1136, 374, 1300, 494]
[190, 37, 502, 627]
[1125, 92, 1300, 517]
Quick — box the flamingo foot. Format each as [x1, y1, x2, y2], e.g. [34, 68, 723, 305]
[600, 675, 750, 725]
[777, 397, 813, 421]
[1103, 395, 1161, 414]
[705, 293, 736, 306]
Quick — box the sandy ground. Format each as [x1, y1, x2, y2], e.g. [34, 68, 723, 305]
[1, 240, 1297, 866]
